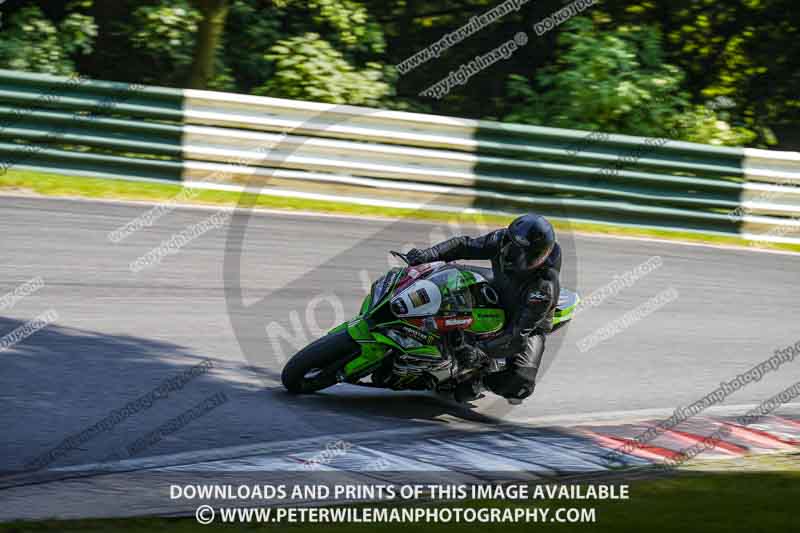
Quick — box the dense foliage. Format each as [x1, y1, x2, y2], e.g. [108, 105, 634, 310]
[0, 0, 797, 148]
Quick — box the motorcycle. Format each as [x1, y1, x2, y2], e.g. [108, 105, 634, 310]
[281, 251, 580, 399]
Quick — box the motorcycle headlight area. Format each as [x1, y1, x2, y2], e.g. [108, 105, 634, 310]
[385, 329, 423, 349]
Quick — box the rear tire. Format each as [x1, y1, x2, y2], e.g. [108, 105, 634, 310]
[281, 330, 361, 394]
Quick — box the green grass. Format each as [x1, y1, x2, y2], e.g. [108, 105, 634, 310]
[2, 470, 797, 532]
[3, 169, 799, 254]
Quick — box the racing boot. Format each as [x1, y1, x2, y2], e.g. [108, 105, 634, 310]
[483, 333, 545, 404]
[454, 377, 484, 403]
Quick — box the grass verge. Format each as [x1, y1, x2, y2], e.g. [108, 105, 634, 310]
[2, 169, 799, 254]
[1, 469, 797, 532]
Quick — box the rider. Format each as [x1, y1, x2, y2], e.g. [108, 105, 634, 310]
[406, 214, 561, 404]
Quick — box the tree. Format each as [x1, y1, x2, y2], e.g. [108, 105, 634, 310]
[596, 0, 796, 145]
[188, 0, 230, 89]
[220, 0, 284, 92]
[255, 33, 390, 106]
[505, 16, 757, 146]
[0, 0, 795, 146]
[0, 5, 97, 76]
[127, 1, 202, 85]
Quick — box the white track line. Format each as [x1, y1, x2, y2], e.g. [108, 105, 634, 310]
[505, 401, 800, 426]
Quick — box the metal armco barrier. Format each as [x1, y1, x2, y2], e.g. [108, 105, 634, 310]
[1, 69, 800, 243]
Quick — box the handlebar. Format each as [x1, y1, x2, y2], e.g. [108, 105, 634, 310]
[389, 250, 410, 265]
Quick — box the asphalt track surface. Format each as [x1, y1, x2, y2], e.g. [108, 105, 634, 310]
[1, 195, 799, 477]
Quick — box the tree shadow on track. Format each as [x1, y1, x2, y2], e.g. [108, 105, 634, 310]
[243, 362, 510, 426]
[0, 310, 565, 481]
[268, 386, 505, 426]
[0, 314, 500, 479]
[0, 316, 254, 475]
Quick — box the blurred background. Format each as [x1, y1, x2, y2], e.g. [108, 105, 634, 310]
[0, 0, 797, 149]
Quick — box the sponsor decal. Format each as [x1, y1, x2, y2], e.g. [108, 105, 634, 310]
[436, 315, 474, 330]
[399, 325, 436, 345]
[409, 288, 431, 307]
[527, 290, 549, 303]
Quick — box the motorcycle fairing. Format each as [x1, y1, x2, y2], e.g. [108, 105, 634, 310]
[329, 263, 573, 383]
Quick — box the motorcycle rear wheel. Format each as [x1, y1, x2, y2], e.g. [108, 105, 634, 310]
[281, 330, 361, 394]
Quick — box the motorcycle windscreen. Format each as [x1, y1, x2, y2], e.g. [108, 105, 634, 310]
[390, 267, 473, 318]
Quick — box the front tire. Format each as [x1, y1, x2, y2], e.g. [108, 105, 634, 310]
[281, 330, 361, 394]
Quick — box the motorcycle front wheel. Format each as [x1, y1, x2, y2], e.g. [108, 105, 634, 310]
[281, 330, 361, 394]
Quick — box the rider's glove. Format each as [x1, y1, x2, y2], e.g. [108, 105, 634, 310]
[406, 247, 437, 266]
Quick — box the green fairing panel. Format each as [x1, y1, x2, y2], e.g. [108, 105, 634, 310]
[347, 317, 372, 340]
[406, 345, 441, 358]
[372, 331, 402, 350]
[342, 318, 392, 376]
[459, 270, 478, 286]
[553, 290, 580, 325]
[468, 308, 505, 334]
[344, 342, 386, 375]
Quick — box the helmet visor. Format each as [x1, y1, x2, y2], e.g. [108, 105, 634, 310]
[501, 239, 553, 271]
[500, 241, 528, 272]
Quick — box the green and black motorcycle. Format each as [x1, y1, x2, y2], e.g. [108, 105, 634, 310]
[281, 252, 579, 397]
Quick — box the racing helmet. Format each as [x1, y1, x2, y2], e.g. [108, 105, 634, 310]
[500, 214, 555, 272]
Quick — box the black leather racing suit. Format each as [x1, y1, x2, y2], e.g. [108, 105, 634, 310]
[416, 229, 561, 400]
